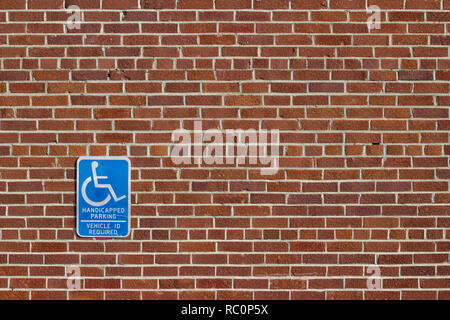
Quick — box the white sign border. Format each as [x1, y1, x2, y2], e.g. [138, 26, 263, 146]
[76, 156, 131, 238]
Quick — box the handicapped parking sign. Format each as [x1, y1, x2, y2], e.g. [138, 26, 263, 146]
[77, 157, 131, 237]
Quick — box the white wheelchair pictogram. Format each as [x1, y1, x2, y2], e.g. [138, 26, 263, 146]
[81, 161, 126, 207]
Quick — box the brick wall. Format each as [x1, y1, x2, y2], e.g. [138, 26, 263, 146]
[0, 0, 449, 300]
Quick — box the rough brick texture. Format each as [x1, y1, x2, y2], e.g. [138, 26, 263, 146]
[0, 0, 449, 300]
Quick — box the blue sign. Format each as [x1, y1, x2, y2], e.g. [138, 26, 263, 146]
[77, 157, 131, 237]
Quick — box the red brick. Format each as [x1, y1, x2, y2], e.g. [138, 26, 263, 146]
[177, 0, 213, 9]
[216, 0, 251, 8]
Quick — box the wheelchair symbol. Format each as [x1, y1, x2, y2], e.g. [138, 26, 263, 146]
[81, 161, 126, 207]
